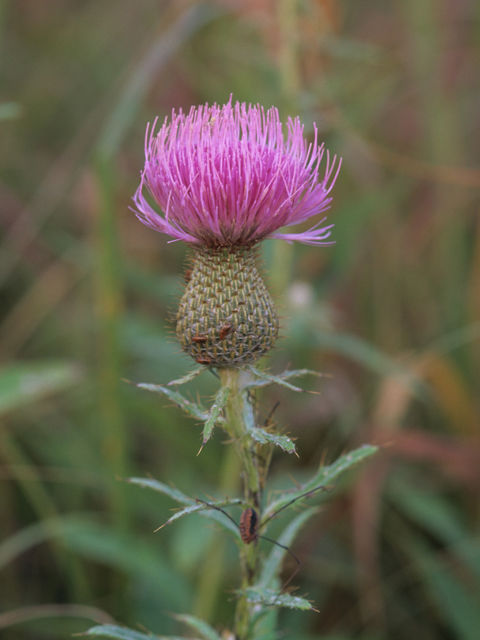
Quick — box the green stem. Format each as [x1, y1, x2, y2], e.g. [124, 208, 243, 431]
[218, 367, 262, 640]
[219, 368, 260, 507]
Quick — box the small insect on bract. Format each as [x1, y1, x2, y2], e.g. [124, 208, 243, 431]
[219, 323, 233, 340]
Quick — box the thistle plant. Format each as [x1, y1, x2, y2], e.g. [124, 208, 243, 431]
[86, 100, 377, 640]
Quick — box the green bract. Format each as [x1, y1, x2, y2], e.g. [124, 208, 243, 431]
[176, 246, 279, 366]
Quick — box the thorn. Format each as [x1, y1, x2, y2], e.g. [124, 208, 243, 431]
[154, 523, 167, 532]
[197, 443, 205, 456]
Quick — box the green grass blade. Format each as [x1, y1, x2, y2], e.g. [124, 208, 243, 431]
[0, 360, 81, 416]
[413, 543, 480, 640]
[0, 514, 91, 572]
[62, 521, 191, 610]
[96, 4, 220, 158]
[391, 480, 480, 584]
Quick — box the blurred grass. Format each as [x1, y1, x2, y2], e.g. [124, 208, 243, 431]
[1, 0, 480, 638]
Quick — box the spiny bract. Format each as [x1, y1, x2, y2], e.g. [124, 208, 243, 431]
[176, 246, 278, 367]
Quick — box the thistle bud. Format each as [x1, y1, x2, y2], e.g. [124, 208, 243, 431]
[176, 246, 278, 367]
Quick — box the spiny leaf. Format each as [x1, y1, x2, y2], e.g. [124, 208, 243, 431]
[263, 445, 378, 521]
[158, 498, 242, 532]
[161, 504, 241, 540]
[136, 383, 209, 421]
[127, 478, 243, 539]
[250, 427, 296, 454]
[167, 366, 205, 386]
[127, 478, 194, 505]
[245, 366, 309, 393]
[158, 504, 207, 527]
[196, 505, 241, 540]
[239, 587, 317, 611]
[244, 367, 329, 391]
[172, 614, 221, 640]
[201, 386, 230, 446]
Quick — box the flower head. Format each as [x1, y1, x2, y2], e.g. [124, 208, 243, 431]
[133, 99, 340, 248]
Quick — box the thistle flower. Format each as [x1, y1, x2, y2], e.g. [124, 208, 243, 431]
[133, 99, 340, 367]
[134, 100, 339, 247]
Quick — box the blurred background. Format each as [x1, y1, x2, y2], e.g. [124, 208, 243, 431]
[2, 0, 480, 638]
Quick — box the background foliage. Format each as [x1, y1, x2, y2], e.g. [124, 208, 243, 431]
[2, 1, 480, 638]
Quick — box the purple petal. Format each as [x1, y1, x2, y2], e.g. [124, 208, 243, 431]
[132, 99, 340, 247]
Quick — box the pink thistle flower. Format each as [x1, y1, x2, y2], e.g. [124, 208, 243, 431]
[133, 99, 341, 248]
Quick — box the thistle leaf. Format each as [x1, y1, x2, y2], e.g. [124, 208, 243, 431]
[239, 587, 317, 611]
[127, 479, 243, 539]
[244, 367, 328, 391]
[163, 505, 241, 540]
[202, 386, 230, 445]
[245, 366, 308, 392]
[250, 427, 296, 454]
[263, 444, 378, 521]
[127, 478, 194, 505]
[196, 506, 241, 540]
[159, 499, 242, 535]
[172, 614, 221, 640]
[167, 366, 205, 386]
[136, 383, 208, 421]
[160, 504, 208, 526]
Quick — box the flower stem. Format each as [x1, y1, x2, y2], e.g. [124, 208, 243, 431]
[219, 368, 261, 506]
[219, 367, 263, 640]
